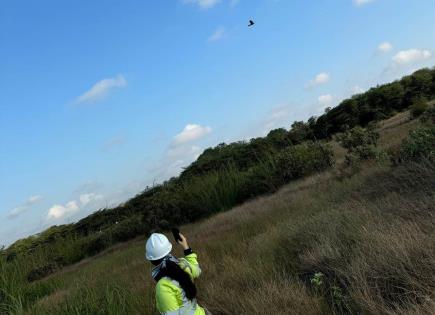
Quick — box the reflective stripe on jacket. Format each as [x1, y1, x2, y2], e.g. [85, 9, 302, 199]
[155, 253, 205, 315]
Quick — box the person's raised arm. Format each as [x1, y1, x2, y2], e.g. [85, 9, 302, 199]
[177, 233, 201, 278]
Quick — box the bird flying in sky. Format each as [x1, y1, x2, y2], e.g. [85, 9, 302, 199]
[248, 20, 255, 27]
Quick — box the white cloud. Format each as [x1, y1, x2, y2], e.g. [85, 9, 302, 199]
[308, 72, 330, 87]
[167, 143, 201, 159]
[173, 124, 212, 146]
[392, 49, 432, 66]
[76, 75, 127, 104]
[150, 123, 212, 181]
[351, 85, 366, 94]
[353, 0, 375, 6]
[7, 206, 28, 220]
[378, 42, 393, 53]
[208, 27, 226, 42]
[165, 145, 202, 177]
[238, 104, 295, 140]
[318, 94, 334, 106]
[183, 0, 221, 9]
[306, 94, 340, 116]
[28, 195, 43, 204]
[261, 105, 292, 134]
[47, 201, 79, 220]
[150, 144, 203, 181]
[7, 195, 43, 220]
[79, 193, 103, 206]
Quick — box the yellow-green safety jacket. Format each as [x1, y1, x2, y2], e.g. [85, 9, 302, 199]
[155, 252, 205, 315]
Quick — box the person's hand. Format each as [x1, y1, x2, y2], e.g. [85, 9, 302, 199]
[177, 233, 189, 250]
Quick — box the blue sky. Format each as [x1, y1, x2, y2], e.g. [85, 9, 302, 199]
[1, 0, 435, 246]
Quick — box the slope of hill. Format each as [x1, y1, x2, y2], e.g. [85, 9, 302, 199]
[1, 67, 435, 315]
[4, 68, 435, 269]
[1, 105, 434, 314]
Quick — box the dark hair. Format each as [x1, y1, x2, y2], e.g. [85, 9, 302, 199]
[154, 260, 197, 300]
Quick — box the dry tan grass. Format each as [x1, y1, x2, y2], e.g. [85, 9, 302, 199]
[378, 120, 420, 149]
[378, 111, 412, 131]
[24, 160, 435, 315]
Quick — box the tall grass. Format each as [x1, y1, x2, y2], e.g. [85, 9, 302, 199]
[2, 158, 432, 315]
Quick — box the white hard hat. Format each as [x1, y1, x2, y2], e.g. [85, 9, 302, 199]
[145, 233, 172, 261]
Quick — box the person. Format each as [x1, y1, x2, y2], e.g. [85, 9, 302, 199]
[145, 232, 210, 315]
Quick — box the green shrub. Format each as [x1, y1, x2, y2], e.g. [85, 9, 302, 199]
[177, 166, 246, 219]
[237, 157, 281, 201]
[110, 215, 145, 242]
[411, 98, 429, 118]
[337, 126, 383, 165]
[420, 105, 435, 124]
[396, 126, 435, 163]
[352, 144, 379, 160]
[82, 234, 111, 257]
[27, 263, 59, 282]
[337, 126, 379, 151]
[276, 142, 334, 181]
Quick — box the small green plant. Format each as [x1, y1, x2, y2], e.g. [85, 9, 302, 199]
[310, 272, 324, 288]
[331, 285, 344, 305]
[309, 273, 350, 312]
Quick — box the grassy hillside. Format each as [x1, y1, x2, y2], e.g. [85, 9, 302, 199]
[1, 110, 434, 314]
[4, 68, 435, 275]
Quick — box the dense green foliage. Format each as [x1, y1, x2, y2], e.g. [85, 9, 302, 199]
[411, 98, 429, 118]
[395, 126, 435, 163]
[3, 67, 435, 282]
[336, 126, 379, 152]
[337, 126, 382, 164]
